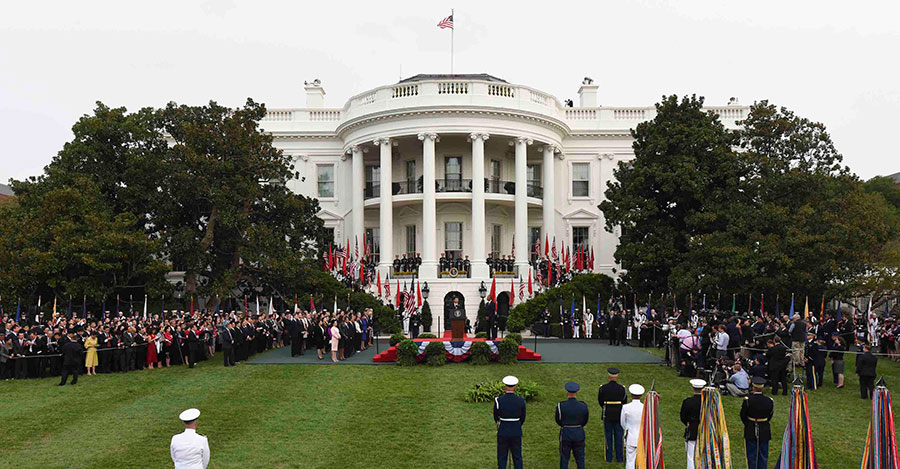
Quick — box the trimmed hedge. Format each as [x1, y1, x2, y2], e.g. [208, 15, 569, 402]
[389, 333, 406, 347]
[506, 333, 522, 345]
[417, 333, 437, 339]
[397, 339, 418, 366]
[506, 274, 615, 332]
[469, 341, 491, 365]
[424, 341, 446, 366]
[474, 332, 488, 339]
[421, 300, 432, 332]
[464, 380, 542, 403]
[498, 337, 519, 364]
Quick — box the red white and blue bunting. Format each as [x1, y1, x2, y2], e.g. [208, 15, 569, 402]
[415, 340, 501, 362]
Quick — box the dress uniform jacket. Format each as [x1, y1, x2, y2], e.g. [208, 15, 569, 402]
[170, 428, 210, 469]
[740, 393, 774, 442]
[680, 395, 702, 441]
[493, 392, 527, 437]
[555, 398, 589, 441]
[597, 381, 628, 424]
[620, 400, 643, 447]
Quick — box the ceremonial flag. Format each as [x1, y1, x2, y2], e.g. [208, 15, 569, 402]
[570, 294, 575, 335]
[190, 296, 195, 316]
[820, 296, 825, 319]
[489, 277, 497, 303]
[527, 268, 533, 295]
[395, 280, 401, 307]
[161, 295, 165, 317]
[437, 13, 453, 29]
[102, 297, 106, 321]
[214, 294, 220, 315]
[16, 298, 20, 324]
[703, 293, 707, 311]
[310, 294, 316, 312]
[590, 246, 595, 271]
[377, 270, 382, 297]
[143, 294, 148, 319]
[333, 295, 338, 314]
[115, 294, 119, 317]
[597, 295, 602, 317]
[545, 234, 549, 257]
[582, 295, 586, 318]
[509, 278, 514, 306]
[776, 293, 781, 316]
[53, 297, 57, 316]
[551, 236, 558, 260]
[790, 293, 795, 317]
[860, 380, 899, 469]
[774, 384, 818, 469]
[636, 384, 665, 469]
[385, 276, 391, 301]
[696, 386, 732, 468]
[268, 296, 274, 314]
[416, 280, 422, 308]
[731, 294, 736, 313]
[255, 296, 260, 314]
[761, 293, 765, 317]
[82, 295, 86, 319]
[804, 296, 809, 320]
[518, 276, 525, 302]
[534, 240, 541, 260]
[747, 294, 752, 315]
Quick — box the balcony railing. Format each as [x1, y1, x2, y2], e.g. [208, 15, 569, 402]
[365, 179, 543, 199]
[436, 178, 472, 193]
[395, 180, 423, 195]
[364, 183, 380, 199]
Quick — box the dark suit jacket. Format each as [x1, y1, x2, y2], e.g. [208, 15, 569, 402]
[61, 340, 84, 367]
[857, 352, 878, 377]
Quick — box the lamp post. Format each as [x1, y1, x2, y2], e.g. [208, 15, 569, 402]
[478, 281, 487, 300]
[422, 282, 430, 300]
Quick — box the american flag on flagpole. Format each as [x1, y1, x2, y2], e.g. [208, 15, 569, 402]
[518, 276, 525, 302]
[437, 14, 454, 29]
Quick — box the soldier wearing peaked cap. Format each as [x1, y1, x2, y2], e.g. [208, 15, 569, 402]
[597, 367, 627, 463]
[680, 379, 706, 469]
[493, 375, 526, 469]
[171, 408, 210, 469]
[740, 376, 774, 469]
[556, 381, 589, 469]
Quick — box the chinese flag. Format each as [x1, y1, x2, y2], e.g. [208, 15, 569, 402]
[509, 279, 515, 306]
[416, 281, 422, 307]
[376, 270, 382, 297]
[528, 269, 533, 295]
[489, 277, 497, 303]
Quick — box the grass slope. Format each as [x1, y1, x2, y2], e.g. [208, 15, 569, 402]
[0, 350, 893, 468]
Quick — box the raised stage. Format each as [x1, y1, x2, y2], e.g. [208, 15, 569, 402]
[371, 331, 541, 363]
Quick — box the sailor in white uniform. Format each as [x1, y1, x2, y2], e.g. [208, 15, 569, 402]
[620, 384, 645, 469]
[171, 408, 210, 469]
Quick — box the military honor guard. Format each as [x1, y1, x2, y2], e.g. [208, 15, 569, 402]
[584, 309, 594, 339]
[494, 375, 526, 469]
[597, 368, 627, 463]
[680, 379, 705, 469]
[620, 384, 645, 469]
[555, 381, 589, 469]
[170, 408, 210, 469]
[740, 377, 774, 469]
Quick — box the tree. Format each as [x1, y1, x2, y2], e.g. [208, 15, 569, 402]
[864, 176, 900, 215]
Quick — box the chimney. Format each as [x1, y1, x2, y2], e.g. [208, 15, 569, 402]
[577, 77, 598, 107]
[305, 79, 325, 107]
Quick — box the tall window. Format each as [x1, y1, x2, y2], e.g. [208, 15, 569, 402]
[491, 225, 502, 258]
[317, 164, 335, 198]
[445, 156, 462, 191]
[405, 160, 416, 190]
[445, 222, 462, 259]
[366, 228, 380, 264]
[527, 163, 542, 197]
[325, 227, 335, 244]
[490, 159, 501, 193]
[529, 227, 541, 262]
[365, 165, 380, 198]
[572, 226, 590, 251]
[572, 162, 589, 197]
[406, 225, 416, 256]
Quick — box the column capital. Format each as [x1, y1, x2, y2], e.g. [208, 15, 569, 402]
[468, 132, 490, 141]
[515, 136, 533, 146]
[350, 145, 361, 154]
[373, 137, 391, 146]
[417, 132, 439, 142]
[540, 144, 559, 154]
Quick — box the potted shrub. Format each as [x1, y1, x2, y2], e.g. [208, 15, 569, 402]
[469, 341, 491, 365]
[424, 341, 446, 366]
[397, 339, 419, 366]
[498, 337, 519, 364]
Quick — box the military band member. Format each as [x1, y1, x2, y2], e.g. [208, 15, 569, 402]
[740, 377, 774, 469]
[573, 313, 581, 339]
[542, 308, 551, 337]
[171, 408, 210, 469]
[393, 255, 401, 274]
[621, 384, 645, 469]
[680, 379, 706, 469]
[597, 368, 627, 463]
[556, 381, 589, 469]
[494, 375, 526, 469]
[584, 310, 594, 339]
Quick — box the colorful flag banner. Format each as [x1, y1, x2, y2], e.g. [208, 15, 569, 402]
[636, 385, 665, 469]
[696, 387, 732, 469]
[860, 380, 900, 469]
[774, 384, 818, 468]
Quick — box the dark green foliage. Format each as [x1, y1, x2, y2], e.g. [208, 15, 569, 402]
[420, 300, 432, 331]
[396, 339, 419, 366]
[469, 341, 491, 365]
[424, 341, 446, 366]
[477, 299, 487, 326]
[507, 274, 614, 332]
[417, 333, 437, 339]
[498, 337, 519, 364]
[474, 332, 488, 339]
[390, 333, 407, 347]
[506, 333, 523, 345]
[463, 380, 542, 403]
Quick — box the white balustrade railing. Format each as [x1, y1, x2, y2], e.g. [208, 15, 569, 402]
[488, 84, 515, 98]
[309, 110, 341, 121]
[708, 107, 745, 120]
[529, 90, 549, 105]
[262, 110, 292, 121]
[613, 109, 646, 120]
[565, 108, 597, 120]
[392, 84, 418, 98]
[438, 82, 469, 94]
[357, 91, 377, 105]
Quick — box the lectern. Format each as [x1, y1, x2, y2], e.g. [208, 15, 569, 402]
[450, 306, 466, 340]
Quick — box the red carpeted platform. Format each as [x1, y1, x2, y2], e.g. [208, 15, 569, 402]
[372, 331, 541, 363]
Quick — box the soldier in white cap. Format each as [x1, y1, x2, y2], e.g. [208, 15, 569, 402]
[620, 384, 645, 469]
[680, 379, 706, 469]
[170, 408, 210, 469]
[493, 375, 526, 469]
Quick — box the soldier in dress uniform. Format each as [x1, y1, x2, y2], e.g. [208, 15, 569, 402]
[620, 384, 645, 469]
[740, 377, 774, 469]
[584, 309, 594, 339]
[556, 381, 589, 469]
[573, 313, 581, 339]
[171, 408, 210, 469]
[680, 379, 706, 469]
[463, 255, 471, 278]
[597, 368, 627, 463]
[393, 255, 402, 274]
[439, 252, 449, 273]
[542, 308, 551, 337]
[494, 375, 526, 469]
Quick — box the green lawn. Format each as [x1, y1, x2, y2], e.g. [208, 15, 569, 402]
[1, 349, 893, 468]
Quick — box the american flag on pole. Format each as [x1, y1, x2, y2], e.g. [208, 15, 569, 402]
[437, 14, 454, 29]
[518, 277, 525, 302]
[404, 287, 417, 318]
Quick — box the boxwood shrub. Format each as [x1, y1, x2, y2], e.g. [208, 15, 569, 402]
[397, 339, 419, 366]
[424, 340, 446, 366]
[390, 333, 407, 347]
[469, 341, 491, 365]
[505, 274, 614, 332]
[507, 333, 523, 345]
[498, 337, 519, 364]
[417, 333, 437, 339]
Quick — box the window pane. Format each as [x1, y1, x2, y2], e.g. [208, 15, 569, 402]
[573, 227, 589, 249]
[446, 157, 461, 179]
[573, 163, 589, 180]
[445, 222, 462, 250]
[406, 225, 416, 255]
[492, 225, 501, 255]
[573, 181, 589, 197]
[317, 165, 334, 198]
[491, 160, 501, 179]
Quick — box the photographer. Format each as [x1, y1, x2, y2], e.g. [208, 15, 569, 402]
[724, 362, 750, 397]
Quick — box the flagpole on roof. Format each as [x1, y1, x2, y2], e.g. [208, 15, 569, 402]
[450, 9, 454, 74]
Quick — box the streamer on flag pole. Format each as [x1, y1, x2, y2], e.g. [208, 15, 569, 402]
[774, 383, 818, 468]
[860, 379, 900, 469]
[636, 382, 665, 469]
[696, 386, 732, 469]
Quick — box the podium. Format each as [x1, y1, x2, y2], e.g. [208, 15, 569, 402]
[451, 320, 465, 340]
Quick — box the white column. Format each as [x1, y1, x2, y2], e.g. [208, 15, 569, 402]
[351, 146, 365, 250]
[542, 145, 556, 245]
[514, 137, 532, 271]
[418, 132, 438, 279]
[376, 138, 393, 277]
[470, 132, 490, 278]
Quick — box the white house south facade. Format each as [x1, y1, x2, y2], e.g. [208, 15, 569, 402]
[262, 74, 748, 326]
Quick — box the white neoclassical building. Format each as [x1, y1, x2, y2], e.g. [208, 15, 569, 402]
[264, 74, 748, 327]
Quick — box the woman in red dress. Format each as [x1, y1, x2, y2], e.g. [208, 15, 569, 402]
[146, 328, 158, 369]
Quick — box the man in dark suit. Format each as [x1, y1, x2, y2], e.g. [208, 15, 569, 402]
[494, 376, 526, 469]
[221, 322, 236, 366]
[59, 332, 85, 386]
[556, 381, 589, 469]
[121, 327, 136, 371]
[485, 299, 497, 340]
[857, 343, 878, 399]
[12, 331, 27, 379]
[185, 322, 200, 368]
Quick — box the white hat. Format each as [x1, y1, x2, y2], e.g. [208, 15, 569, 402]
[502, 375, 519, 386]
[690, 379, 707, 389]
[628, 384, 645, 396]
[179, 408, 201, 422]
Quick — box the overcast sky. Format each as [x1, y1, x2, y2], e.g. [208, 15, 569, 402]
[2, 0, 898, 183]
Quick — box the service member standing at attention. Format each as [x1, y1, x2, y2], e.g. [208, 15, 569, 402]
[494, 375, 526, 469]
[597, 368, 627, 464]
[620, 384, 645, 469]
[680, 379, 706, 469]
[740, 377, 774, 469]
[171, 408, 210, 469]
[555, 381, 589, 469]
